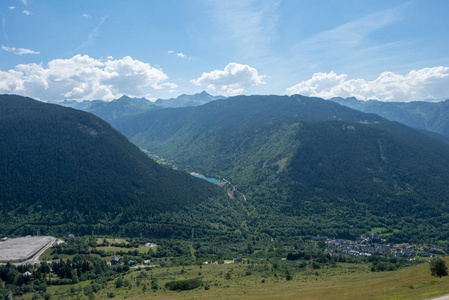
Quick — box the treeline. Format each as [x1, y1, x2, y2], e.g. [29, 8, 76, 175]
[0, 255, 128, 299]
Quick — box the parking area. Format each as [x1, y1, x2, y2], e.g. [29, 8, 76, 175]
[0, 236, 54, 263]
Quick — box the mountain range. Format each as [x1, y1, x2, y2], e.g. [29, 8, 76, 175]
[329, 97, 449, 138]
[56, 92, 449, 140]
[3, 92, 449, 244]
[54, 91, 224, 123]
[110, 94, 449, 243]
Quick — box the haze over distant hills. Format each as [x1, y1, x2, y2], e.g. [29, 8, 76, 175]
[329, 97, 449, 138]
[54, 92, 449, 140]
[155, 91, 226, 108]
[54, 91, 224, 123]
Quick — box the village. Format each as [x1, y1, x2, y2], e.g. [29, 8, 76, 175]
[311, 233, 439, 258]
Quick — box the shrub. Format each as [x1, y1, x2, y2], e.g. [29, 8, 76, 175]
[165, 278, 202, 291]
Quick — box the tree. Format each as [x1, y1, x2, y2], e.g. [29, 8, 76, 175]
[429, 257, 448, 278]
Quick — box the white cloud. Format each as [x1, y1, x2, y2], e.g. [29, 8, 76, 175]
[0, 54, 174, 101]
[163, 82, 178, 89]
[191, 63, 266, 97]
[83, 13, 91, 19]
[177, 52, 189, 59]
[22, 10, 31, 15]
[8, 6, 16, 10]
[286, 67, 449, 102]
[2, 45, 39, 55]
[21, 0, 27, 5]
[168, 50, 192, 60]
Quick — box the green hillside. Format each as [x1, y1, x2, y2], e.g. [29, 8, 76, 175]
[330, 97, 449, 138]
[0, 94, 230, 237]
[111, 95, 449, 243]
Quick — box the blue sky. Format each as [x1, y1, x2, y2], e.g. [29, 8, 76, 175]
[1, 0, 448, 102]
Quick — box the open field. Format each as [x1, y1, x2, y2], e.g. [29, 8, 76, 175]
[27, 258, 449, 300]
[96, 238, 130, 245]
[0, 236, 54, 263]
[95, 246, 151, 254]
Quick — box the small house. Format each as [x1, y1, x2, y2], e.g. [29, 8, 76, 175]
[1, 237, 8, 242]
[234, 257, 243, 263]
[312, 235, 328, 241]
[111, 256, 121, 265]
[68, 234, 75, 243]
[218, 260, 225, 264]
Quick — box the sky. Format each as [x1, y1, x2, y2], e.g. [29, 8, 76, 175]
[0, 0, 448, 102]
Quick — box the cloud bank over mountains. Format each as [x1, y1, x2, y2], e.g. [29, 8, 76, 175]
[191, 63, 266, 97]
[0, 55, 174, 101]
[0, 52, 447, 102]
[287, 67, 449, 102]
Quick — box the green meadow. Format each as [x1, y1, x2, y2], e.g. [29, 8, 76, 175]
[15, 257, 449, 300]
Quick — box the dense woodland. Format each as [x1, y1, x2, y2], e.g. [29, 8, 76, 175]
[0, 95, 224, 236]
[2, 94, 449, 246]
[110, 95, 449, 246]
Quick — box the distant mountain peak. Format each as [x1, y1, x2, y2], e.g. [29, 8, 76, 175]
[115, 95, 151, 103]
[154, 91, 224, 108]
[117, 95, 131, 101]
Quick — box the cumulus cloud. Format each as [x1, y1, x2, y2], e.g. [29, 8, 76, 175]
[0, 54, 174, 101]
[22, 10, 31, 15]
[191, 63, 266, 96]
[2, 45, 39, 55]
[286, 67, 449, 102]
[82, 13, 91, 19]
[8, 6, 16, 10]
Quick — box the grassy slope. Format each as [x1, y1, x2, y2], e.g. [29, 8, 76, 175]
[37, 258, 449, 300]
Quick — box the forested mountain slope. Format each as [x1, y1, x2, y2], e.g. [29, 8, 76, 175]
[111, 95, 449, 243]
[329, 97, 449, 138]
[0, 94, 228, 236]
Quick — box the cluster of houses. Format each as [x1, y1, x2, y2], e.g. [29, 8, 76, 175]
[211, 257, 243, 265]
[312, 234, 432, 258]
[108, 256, 152, 266]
